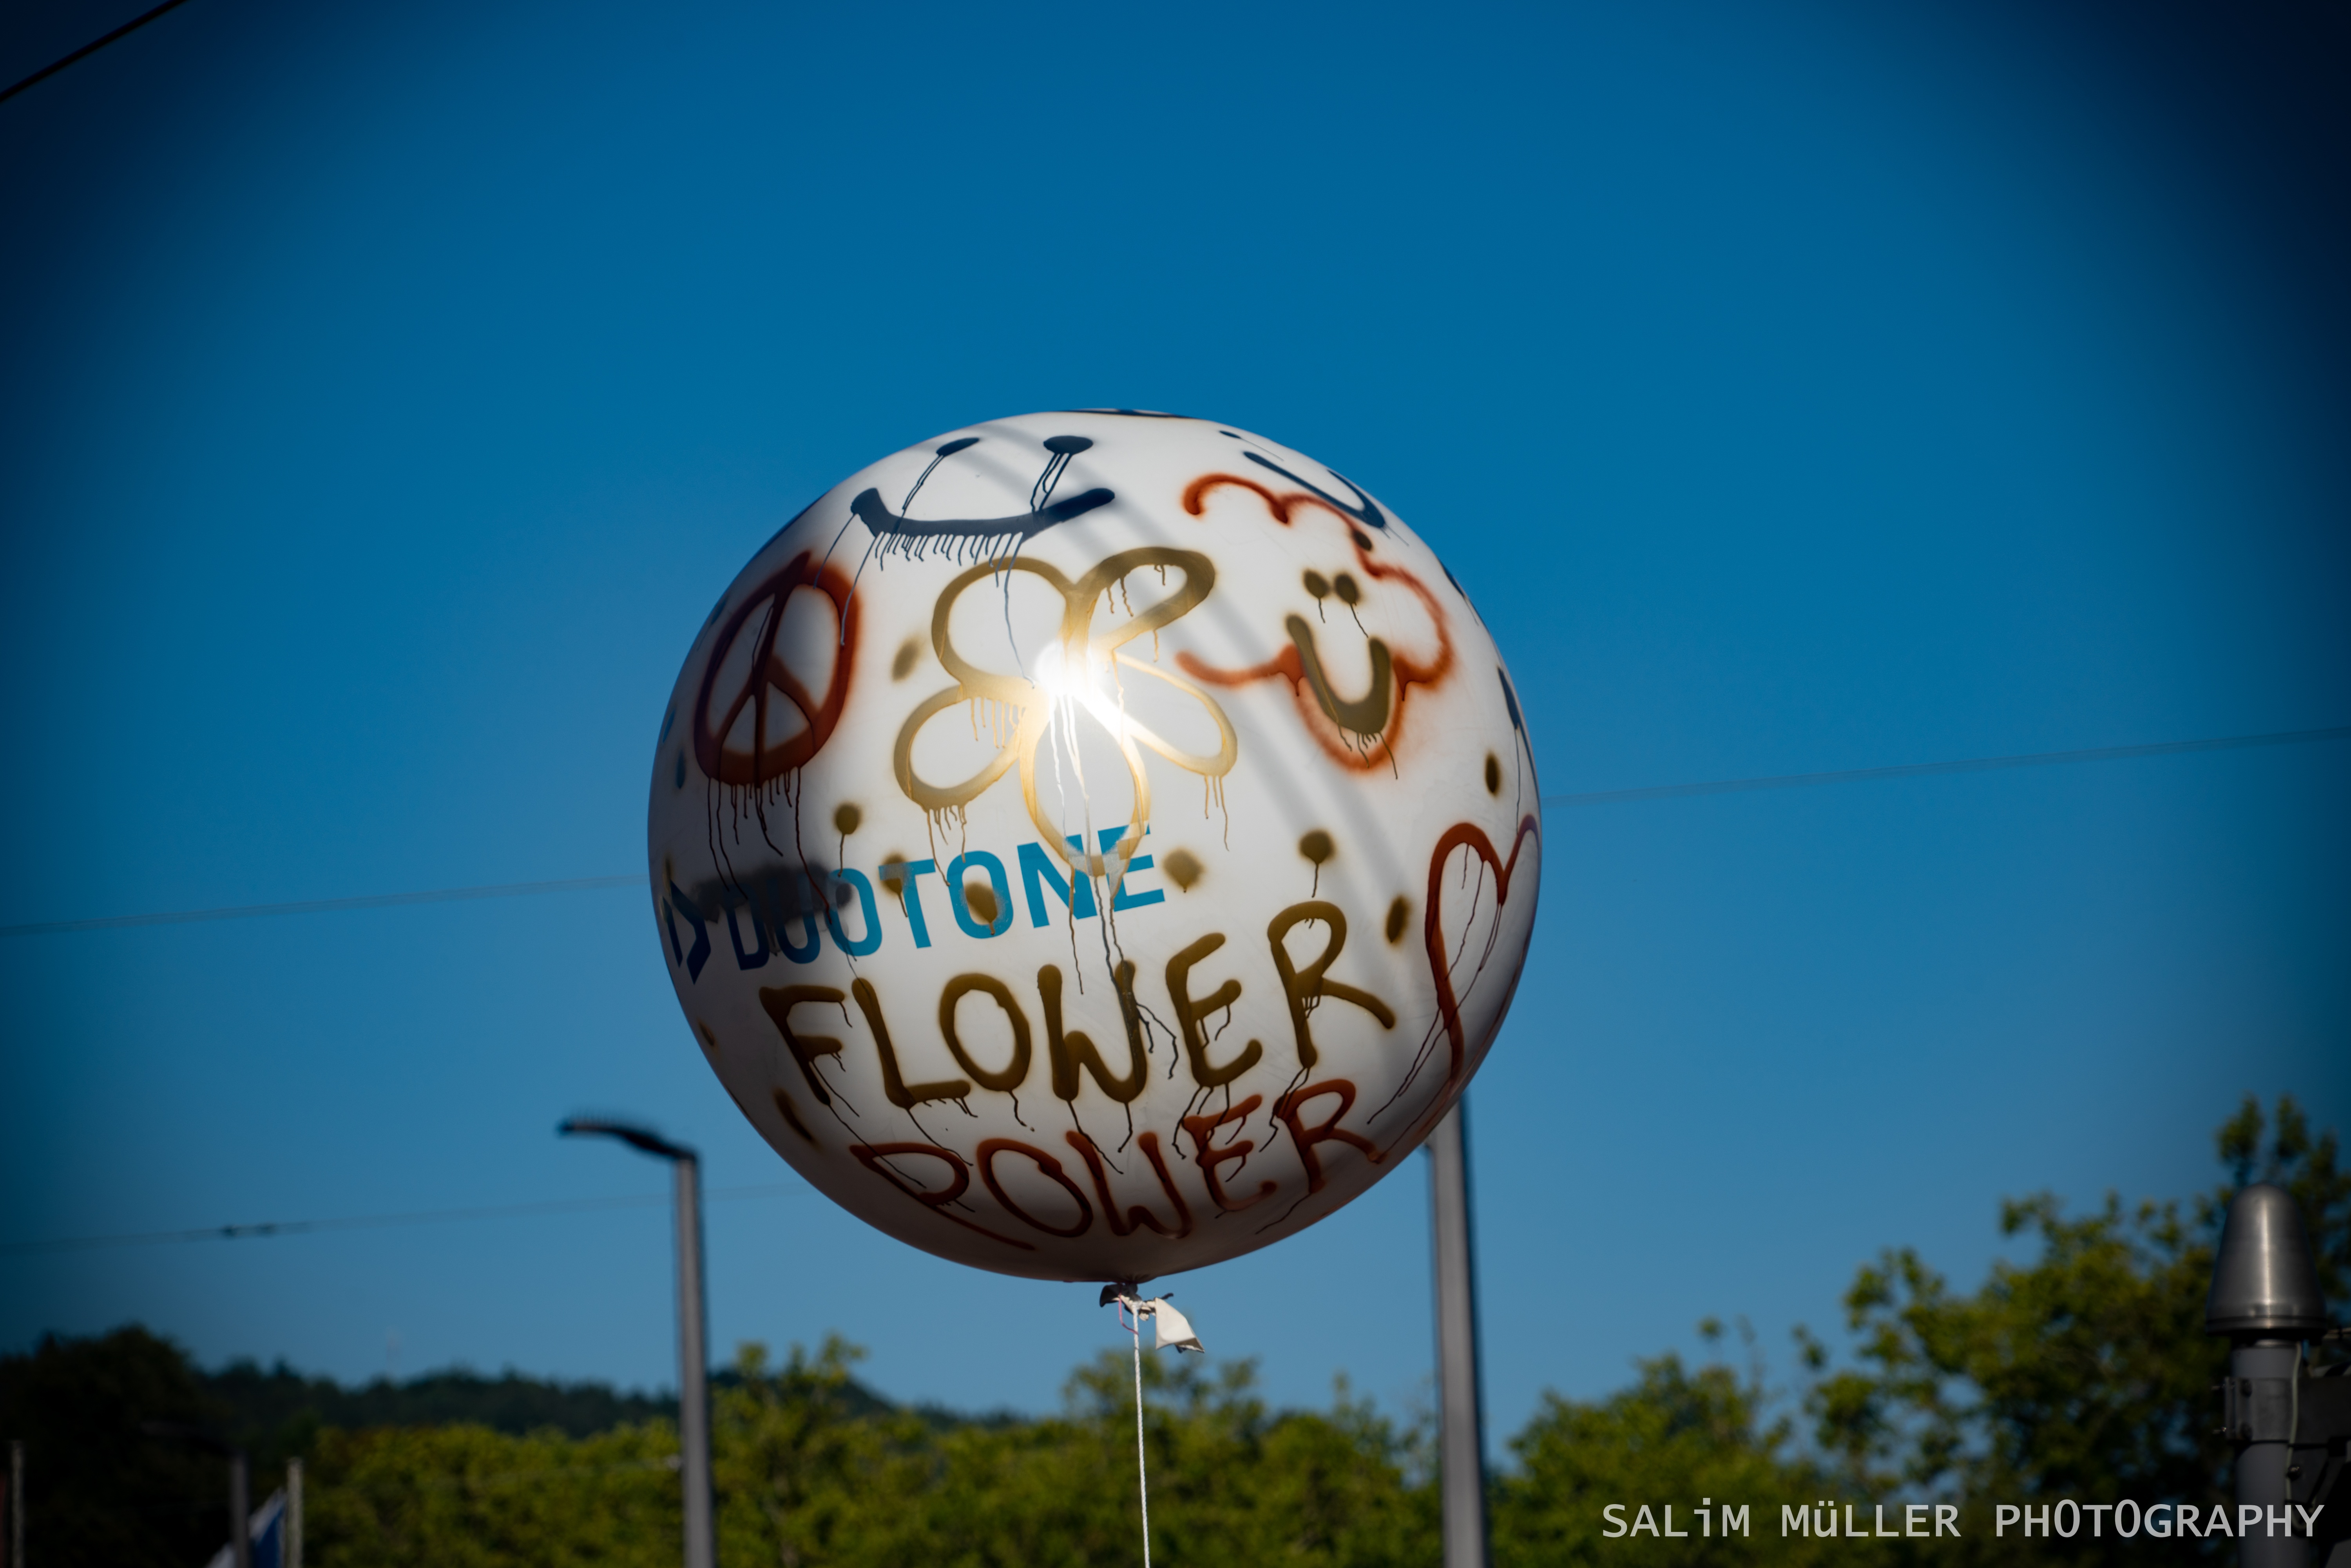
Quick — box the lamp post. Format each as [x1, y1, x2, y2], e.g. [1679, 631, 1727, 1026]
[1427, 1100, 1491, 1568]
[2206, 1182, 2349, 1568]
[560, 1118, 714, 1568]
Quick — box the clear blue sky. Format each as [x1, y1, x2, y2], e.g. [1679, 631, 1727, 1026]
[3, 0, 2346, 1448]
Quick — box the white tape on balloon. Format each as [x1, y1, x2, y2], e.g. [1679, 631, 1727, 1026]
[649, 412, 1540, 1283]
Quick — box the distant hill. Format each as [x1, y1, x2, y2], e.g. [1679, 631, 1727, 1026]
[1, 1325, 1018, 1568]
[196, 1351, 992, 1455]
[202, 1359, 683, 1446]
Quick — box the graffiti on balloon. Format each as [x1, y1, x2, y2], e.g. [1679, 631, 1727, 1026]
[1176, 475, 1454, 770]
[692, 550, 859, 790]
[1065, 1129, 1193, 1237]
[893, 547, 1238, 879]
[658, 827, 1173, 981]
[837, 1075, 1381, 1253]
[685, 550, 862, 916]
[1383, 814, 1543, 1142]
[688, 433, 1118, 905]
[1180, 1093, 1275, 1213]
[746, 900, 1392, 1125]
[1227, 447, 1393, 533]
[1159, 902, 1402, 1173]
[835, 433, 1115, 575]
[737, 900, 1409, 1252]
[843, 1125, 1203, 1253]
[1497, 663, 1539, 798]
[848, 1141, 1036, 1250]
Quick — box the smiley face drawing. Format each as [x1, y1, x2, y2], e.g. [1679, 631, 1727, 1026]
[1175, 454, 1454, 772]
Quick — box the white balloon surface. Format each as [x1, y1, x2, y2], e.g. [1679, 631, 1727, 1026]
[649, 413, 1540, 1282]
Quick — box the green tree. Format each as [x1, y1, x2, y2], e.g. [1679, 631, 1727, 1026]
[714, 1336, 940, 1567]
[295, 1334, 1432, 1568]
[1043, 1351, 1431, 1568]
[0, 1325, 235, 1568]
[1492, 1321, 1873, 1568]
[2212, 1094, 2349, 1305]
[305, 1418, 682, 1568]
[1804, 1094, 2346, 1564]
[13, 1094, 2337, 1567]
[712, 1337, 1433, 1568]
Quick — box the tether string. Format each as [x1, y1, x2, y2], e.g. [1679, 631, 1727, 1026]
[1131, 1302, 1152, 1568]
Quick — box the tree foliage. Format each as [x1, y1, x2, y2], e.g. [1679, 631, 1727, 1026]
[1492, 1325, 1849, 1567]
[207, 1359, 688, 1448]
[1802, 1094, 2346, 1564]
[301, 1336, 1434, 1568]
[6, 1095, 2340, 1567]
[0, 1325, 238, 1568]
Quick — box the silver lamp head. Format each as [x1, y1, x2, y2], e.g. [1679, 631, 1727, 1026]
[2205, 1182, 2330, 1338]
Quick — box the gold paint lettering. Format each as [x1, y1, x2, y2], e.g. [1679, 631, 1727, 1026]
[769, 1088, 815, 1144]
[851, 976, 970, 1108]
[1165, 932, 1259, 1087]
[757, 984, 847, 1105]
[1065, 1130, 1193, 1238]
[1266, 901, 1396, 1068]
[938, 973, 1032, 1092]
[1039, 962, 1147, 1103]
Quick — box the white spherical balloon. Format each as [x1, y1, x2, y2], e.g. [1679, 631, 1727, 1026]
[648, 412, 1540, 1282]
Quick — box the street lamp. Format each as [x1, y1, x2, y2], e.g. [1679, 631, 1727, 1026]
[1427, 1099, 1491, 1568]
[560, 1117, 714, 1568]
[2206, 1182, 2348, 1567]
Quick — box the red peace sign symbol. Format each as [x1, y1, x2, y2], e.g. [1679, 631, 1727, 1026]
[692, 550, 859, 788]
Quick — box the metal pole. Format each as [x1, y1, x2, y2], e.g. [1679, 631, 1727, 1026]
[2229, 1340, 2307, 1568]
[1428, 1101, 1491, 1568]
[285, 1459, 303, 1568]
[9, 1438, 23, 1568]
[2208, 1183, 2333, 1568]
[228, 1450, 252, 1568]
[559, 1117, 717, 1568]
[675, 1154, 715, 1568]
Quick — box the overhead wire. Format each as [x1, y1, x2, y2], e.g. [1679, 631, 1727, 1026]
[5, 725, 2342, 1255]
[1537, 723, 2351, 808]
[1, 874, 648, 939]
[1, 1182, 802, 1257]
[2, 723, 2342, 940]
[0, 0, 195, 106]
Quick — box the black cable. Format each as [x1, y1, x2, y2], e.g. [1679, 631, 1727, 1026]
[1538, 724, 2350, 809]
[1, 1182, 801, 1257]
[0, 0, 195, 107]
[1, 724, 2342, 939]
[0, 873, 647, 939]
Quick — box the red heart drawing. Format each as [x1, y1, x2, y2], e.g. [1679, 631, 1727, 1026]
[1423, 814, 1541, 1088]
